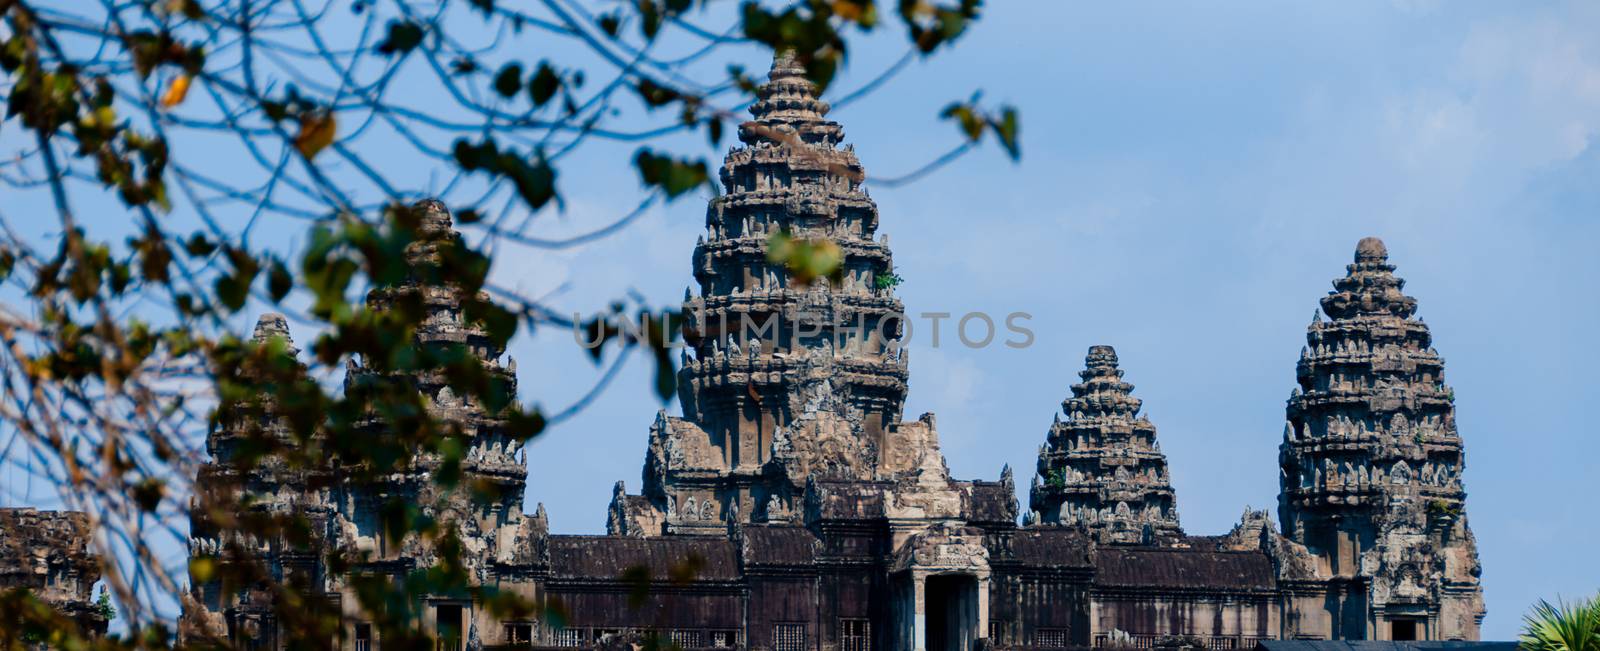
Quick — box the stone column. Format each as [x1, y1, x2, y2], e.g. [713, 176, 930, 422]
[913, 572, 928, 651]
[976, 573, 990, 640]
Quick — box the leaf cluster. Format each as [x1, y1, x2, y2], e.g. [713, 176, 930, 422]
[766, 229, 844, 287]
[0, 0, 1022, 645]
[1522, 595, 1600, 651]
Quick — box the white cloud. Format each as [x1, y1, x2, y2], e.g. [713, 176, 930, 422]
[1453, 9, 1600, 171]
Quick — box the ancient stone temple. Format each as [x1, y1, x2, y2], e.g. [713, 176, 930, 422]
[1028, 345, 1183, 544]
[182, 206, 548, 647]
[169, 52, 1485, 651]
[0, 508, 110, 635]
[1277, 237, 1484, 641]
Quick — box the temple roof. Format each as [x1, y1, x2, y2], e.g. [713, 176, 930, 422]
[1093, 546, 1275, 591]
[1008, 528, 1094, 566]
[739, 524, 819, 566]
[547, 535, 741, 581]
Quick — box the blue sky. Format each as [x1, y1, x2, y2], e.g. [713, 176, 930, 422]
[503, 2, 1599, 640]
[3, 1, 1597, 639]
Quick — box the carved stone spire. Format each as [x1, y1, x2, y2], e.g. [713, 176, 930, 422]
[741, 49, 840, 146]
[186, 204, 549, 634]
[626, 50, 910, 534]
[1319, 236, 1418, 320]
[206, 313, 304, 465]
[251, 312, 291, 343]
[1279, 237, 1483, 639]
[1029, 345, 1183, 545]
[348, 200, 523, 488]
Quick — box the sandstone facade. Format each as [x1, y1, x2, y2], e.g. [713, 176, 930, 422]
[167, 52, 1484, 651]
[0, 508, 109, 635]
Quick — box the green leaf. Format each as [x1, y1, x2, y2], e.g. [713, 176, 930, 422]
[214, 247, 261, 312]
[597, 12, 622, 38]
[993, 106, 1020, 160]
[639, 1, 663, 40]
[766, 230, 842, 286]
[453, 139, 560, 210]
[634, 149, 708, 198]
[503, 154, 558, 210]
[183, 233, 216, 257]
[528, 62, 561, 107]
[260, 100, 289, 122]
[452, 138, 499, 171]
[707, 117, 724, 147]
[132, 478, 165, 512]
[941, 101, 983, 141]
[653, 344, 676, 403]
[268, 258, 292, 302]
[635, 78, 681, 108]
[493, 63, 523, 98]
[376, 20, 425, 56]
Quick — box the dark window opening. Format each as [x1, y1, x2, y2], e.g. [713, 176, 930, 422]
[505, 623, 534, 646]
[554, 628, 587, 647]
[233, 616, 275, 651]
[926, 575, 979, 651]
[355, 623, 373, 651]
[435, 604, 463, 651]
[1391, 619, 1419, 641]
[1034, 629, 1069, 648]
[840, 618, 870, 651]
[774, 623, 806, 651]
[671, 630, 704, 648]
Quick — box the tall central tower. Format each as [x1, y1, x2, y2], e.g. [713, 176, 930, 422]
[609, 52, 919, 536]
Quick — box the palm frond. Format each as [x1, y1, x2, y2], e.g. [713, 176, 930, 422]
[1520, 594, 1600, 651]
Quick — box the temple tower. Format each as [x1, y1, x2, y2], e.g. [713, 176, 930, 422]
[1028, 345, 1183, 545]
[184, 202, 547, 647]
[337, 199, 545, 579]
[679, 49, 908, 455]
[1278, 237, 1483, 640]
[184, 313, 334, 642]
[614, 51, 915, 535]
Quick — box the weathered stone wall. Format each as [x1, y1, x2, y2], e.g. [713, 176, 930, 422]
[0, 508, 109, 635]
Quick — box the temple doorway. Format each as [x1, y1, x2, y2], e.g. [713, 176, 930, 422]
[1390, 618, 1421, 641]
[925, 574, 979, 651]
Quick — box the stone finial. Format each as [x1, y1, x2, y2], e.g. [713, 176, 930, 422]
[1319, 237, 1417, 319]
[1086, 345, 1119, 369]
[252, 312, 293, 345]
[744, 48, 834, 138]
[769, 48, 804, 80]
[415, 198, 454, 237]
[1355, 236, 1388, 263]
